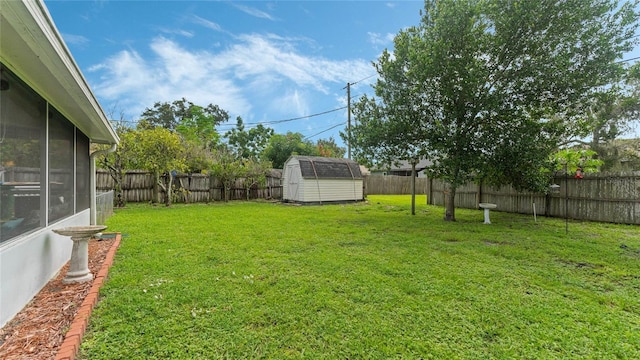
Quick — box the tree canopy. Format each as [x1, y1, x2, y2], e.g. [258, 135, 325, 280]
[263, 132, 319, 169]
[347, 0, 639, 221]
[224, 117, 274, 159]
[139, 98, 228, 150]
[316, 137, 347, 158]
[128, 127, 186, 206]
[580, 63, 640, 170]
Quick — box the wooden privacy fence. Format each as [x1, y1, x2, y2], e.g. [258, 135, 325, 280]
[98, 170, 639, 224]
[425, 172, 640, 225]
[364, 175, 429, 195]
[96, 170, 282, 204]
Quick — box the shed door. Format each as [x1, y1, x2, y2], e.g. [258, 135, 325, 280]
[286, 164, 300, 200]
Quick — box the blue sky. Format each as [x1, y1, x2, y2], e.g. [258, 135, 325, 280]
[45, 1, 640, 147]
[44, 0, 426, 147]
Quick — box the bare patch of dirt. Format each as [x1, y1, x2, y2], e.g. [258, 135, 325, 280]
[0, 236, 114, 360]
[557, 258, 600, 269]
[483, 240, 512, 246]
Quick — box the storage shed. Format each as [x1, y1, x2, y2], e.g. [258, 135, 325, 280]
[283, 156, 364, 204]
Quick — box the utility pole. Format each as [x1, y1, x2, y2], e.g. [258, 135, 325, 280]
[346, 82, 351, 159]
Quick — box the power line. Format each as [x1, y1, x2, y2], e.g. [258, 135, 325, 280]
[350, 91, 372, 100]
[249, 106, 347, 125]
[350, 73, 376, 86]
[217, 106, 348, 130]
[110, 81, 369, 134]
[304, 122, 347, 140]
[615, 55, 640, 64]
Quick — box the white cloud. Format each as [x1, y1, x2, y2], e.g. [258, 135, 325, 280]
[218, 33, 372, 92]
[368, 32, 395, 47]
[270, 89, 310, 118]
[62, 33, 89, 46]
[87, 34, 373, 121]
[159, 28, 194, 38]
[89, 38, 249, 119]
[191, 15, 222, 31]
[233, 4, 276, 21]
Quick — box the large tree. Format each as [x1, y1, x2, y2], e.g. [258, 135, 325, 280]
[139, 98, 228, 149]
[224, 117, 274, 159]
[580, 63, 640, 170]
[128, 128, 186, 206]
[263, 132, 319, 169]
[210, 146, 246, 202]
[175, 105, 224, 150]
[349, 0, 639, 221]
[588, 64, 640, 145]
[316, 137, 347, 158]
[96, 125, 137, 207]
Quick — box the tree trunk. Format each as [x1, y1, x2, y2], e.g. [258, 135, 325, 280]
[152, 171, 160, 204]
[444, 184, 456, 221]
[411, 161, 416, 215]
[208, 174, 215, 202]
[183, 176, 190, 204]
[223, 180, 230, 202]
[164, 173, 173, 207]
[114, 170, 125, 207]
[106, 157, 126, 208]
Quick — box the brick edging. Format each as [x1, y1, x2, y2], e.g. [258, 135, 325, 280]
[54, 233, 122, 360]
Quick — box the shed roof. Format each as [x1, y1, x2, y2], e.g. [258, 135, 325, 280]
[290, 156, 363, 179]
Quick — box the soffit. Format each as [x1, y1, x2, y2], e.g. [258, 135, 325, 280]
[0, 0, 118, 144]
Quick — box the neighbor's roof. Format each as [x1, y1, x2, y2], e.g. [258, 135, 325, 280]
[389, 159, 432, 171]
[0, 0, 118, 144]
[290, 156, 363, 179]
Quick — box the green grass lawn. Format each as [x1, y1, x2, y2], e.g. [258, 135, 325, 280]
[79, 195, 640, 359]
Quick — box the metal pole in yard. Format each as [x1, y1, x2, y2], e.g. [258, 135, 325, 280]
[565, 162, 568, 234]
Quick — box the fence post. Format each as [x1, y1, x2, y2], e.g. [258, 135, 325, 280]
[208, 174, 215, 202]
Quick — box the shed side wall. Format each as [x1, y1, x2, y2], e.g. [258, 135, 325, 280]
[301, 179, 363, 202]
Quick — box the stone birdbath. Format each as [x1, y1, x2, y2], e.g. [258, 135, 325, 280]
[479, 203, 497, 224]
[53, 225, 107, 284]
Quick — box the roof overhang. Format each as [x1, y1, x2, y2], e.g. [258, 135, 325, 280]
[0, 0, 119, 144]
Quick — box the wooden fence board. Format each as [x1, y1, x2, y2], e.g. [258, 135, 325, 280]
[419, 172, 640, 225]
[96, 170, 282, 204]
[364, 175, 428, 195]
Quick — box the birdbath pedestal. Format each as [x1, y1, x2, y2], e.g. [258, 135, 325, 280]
[479, 203, 497, 224]
[53, 225, 107, 284]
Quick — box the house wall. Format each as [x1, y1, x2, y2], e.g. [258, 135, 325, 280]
[301, 179, 364, 203]
[0, 209, 88, 327]
[0, 65, 94, 327]
[372, 169, 427, 177]
[0, 0, 118, 328]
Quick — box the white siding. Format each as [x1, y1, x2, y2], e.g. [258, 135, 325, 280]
[301, 179, 363, 202]
[297, 177, 306, 201]
[0, 209, 89, 327]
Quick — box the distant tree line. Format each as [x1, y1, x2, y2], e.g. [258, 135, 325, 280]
[97, 98, 345, 206]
